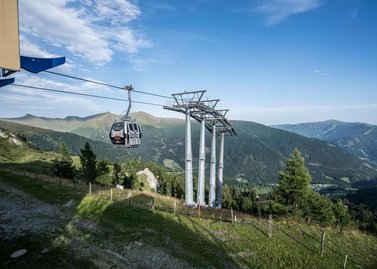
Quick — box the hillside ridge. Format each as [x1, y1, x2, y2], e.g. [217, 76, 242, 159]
[1, 113, 377, 184]
[272, 120, 377, 163]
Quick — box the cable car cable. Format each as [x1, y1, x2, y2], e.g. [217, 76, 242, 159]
[43, 70, 174, 100]
[11, 83, 164, 107]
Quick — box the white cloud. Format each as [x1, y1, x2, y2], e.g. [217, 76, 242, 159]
[111, 28, 153, 54]
[20, 35, 58, 58]
[314, 69, 329, 76]
[1, 75, 109, 117]
[16, 73, 115, 95]
[129, 55, 157, 72]
[254, 0, 324, 25]
[89, 0, 141, 25]
[18, 0, 151, 65]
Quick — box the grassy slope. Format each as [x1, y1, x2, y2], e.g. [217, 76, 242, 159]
[1, 172, 376, 269]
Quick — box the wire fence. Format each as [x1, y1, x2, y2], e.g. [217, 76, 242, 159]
[1, 166, 376, 268]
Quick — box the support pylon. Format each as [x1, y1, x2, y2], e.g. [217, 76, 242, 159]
[185, 109, 194, 206]
[197, 119, 206, 205]
[209, 125, 217, 207]
[217, 132, 224, 208]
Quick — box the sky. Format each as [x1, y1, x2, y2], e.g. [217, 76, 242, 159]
[1, 0, 377, 125]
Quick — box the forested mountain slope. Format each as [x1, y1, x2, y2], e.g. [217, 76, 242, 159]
[2, 113, 377, 185]
[272, 120, 377, 163]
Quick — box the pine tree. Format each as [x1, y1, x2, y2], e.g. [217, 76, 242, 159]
[333, 199, 351, 227]
[96, 159, 110, 177]
[79, 142, 97, 182]
[275, 148, 312, 212]
[53, 142, 75, 179]
[112, 163, 122, 185]
[306, 191, 335, 225]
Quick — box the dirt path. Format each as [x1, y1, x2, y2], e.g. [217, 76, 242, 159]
[0, 180, 193, 269]
[0, 182, 71, 241]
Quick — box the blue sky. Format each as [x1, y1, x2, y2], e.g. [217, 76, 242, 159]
[1, 0, 377, 125]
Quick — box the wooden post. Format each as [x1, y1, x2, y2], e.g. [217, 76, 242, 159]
[231, 207, 234, 224]
[89, 182, 92, 195]
[59, 172, 62, 187]
[343, 255, 348, 268]
[173, 199, 176, 214]
[110, 188, 113, 201]
[268, 214, 273, 238]
[320, 229, 326, 256]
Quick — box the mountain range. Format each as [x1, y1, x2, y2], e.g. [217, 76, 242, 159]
[1, 112, 377, 185]
[272, 120, 377, 164]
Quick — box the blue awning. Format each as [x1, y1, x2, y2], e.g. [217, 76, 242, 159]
[20, 56, 65, 74]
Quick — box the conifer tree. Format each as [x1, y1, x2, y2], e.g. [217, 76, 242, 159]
[112, 163, 122, 185]
[79, 142, 97, 182]
[53, 142, 75, 179]
[275, 148, 312, 211]
[332, 200, 351, 227]
[96, 159, 110, 176]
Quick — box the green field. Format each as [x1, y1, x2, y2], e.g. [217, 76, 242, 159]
[1, 172, 377, 269]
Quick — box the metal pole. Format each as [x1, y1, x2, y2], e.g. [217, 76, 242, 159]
[122, 85, 133, 120]
[197, 119, 206, 206]
[217, 132, 224, 208]
[209, 124, 216, 207]
[185, 109, 194, 206]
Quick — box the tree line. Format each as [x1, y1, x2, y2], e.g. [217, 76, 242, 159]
[52, 142, 186, 198]
[221, 149, 377, 234]
[53, 142, 377, 234]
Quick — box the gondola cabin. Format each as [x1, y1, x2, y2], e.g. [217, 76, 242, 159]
[109, 121, 142, 148]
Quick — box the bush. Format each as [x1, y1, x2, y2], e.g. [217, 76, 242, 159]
[269, 201, 288, 215]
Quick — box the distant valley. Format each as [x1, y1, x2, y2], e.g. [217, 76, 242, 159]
[1, 112, 377, 185]
[272, 120, 377, 164]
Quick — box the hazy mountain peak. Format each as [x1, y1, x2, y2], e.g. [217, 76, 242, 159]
[19, 113, 36, 119]
[273, 120, 377, 163]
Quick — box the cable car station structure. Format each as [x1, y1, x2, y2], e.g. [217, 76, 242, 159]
[164, 90, 236, 208]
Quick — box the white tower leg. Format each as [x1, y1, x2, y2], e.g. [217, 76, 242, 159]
[209, 125, 216, 207]
[197, 119, 206, 205]
[185, 109, 194, 206]
[217, 132, 224, 208]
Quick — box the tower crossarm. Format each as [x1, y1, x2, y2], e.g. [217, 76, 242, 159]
[164, 90, 236, 136]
